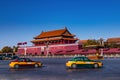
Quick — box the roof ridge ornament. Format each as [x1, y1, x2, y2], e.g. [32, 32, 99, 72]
[64, 26, 67, 30]
[41, 30, 44, 33]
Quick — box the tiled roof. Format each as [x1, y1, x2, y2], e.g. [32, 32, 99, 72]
[31, 37, 62, 42]
[78, 40, 88, 44]
[31, 38, 78, 43]
[107, 37, 120, 43]
[34, 28, 74, 39]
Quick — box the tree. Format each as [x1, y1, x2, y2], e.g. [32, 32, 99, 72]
[108, 43, 120, 48]
[83, 39, 99, 47]
[0, 50, 2, 53]
[1, 46, 13, 53]
[13, 46, 19, 53]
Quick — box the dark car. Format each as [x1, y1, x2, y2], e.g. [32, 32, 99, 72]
[0, 53, 19, 60]
[11, 55, 20, 60]
[0, 55, 3, 60]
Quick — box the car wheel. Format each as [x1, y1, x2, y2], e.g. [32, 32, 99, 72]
[94, 63, 99, 68]
[14, 64, 19, 69]
[71, 64, 77, 69]
[34, 64, 39, 68]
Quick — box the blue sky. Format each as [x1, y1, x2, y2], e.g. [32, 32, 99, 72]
[0, 0, 120, 49]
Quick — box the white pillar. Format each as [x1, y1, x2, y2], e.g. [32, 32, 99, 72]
[100, 48, 103, 56]
[46, 47, 49, 56]
[46, 41, 49, 56]
[24, 47, 27, 56]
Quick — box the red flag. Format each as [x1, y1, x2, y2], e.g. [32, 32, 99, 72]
[17, 42, 27, 45]
[23, 42, 27, 45]
[17, 42, 22, 45]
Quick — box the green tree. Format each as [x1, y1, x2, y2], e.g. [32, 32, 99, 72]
[1, 46, 13, 53]
[13, 46, 19, 53]
[108, 43, 120, 48]
[0, 50, 2, 53]
[83, 39, 99, 47]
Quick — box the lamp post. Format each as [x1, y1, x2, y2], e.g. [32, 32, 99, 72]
[99, 38, 104, 56]
[23, 42, 27, 56]
[24, 47, 27, 56]
[17, 42, 27, 56]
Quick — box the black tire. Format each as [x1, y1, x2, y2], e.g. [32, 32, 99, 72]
[93, 63, 99, 68]
[34, 64, 39, 68]
[71, 64, 77, 69]
[14, 64, 19, 69]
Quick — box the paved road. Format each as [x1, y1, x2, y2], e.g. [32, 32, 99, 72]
[0, 58, 120, 80]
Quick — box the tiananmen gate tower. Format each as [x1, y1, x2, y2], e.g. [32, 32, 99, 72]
[17, 27, 120, 57]
[17, 28, 80, 56]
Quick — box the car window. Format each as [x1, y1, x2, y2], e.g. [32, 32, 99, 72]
[74, 57, 83, 61]
[19, 58, 25, 62]
[70, 57, 84, 61]
[83, 57, 90, 61]
[25, 58, 32, 62]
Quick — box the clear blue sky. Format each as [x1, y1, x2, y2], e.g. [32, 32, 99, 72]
[0, 0, 120, 49]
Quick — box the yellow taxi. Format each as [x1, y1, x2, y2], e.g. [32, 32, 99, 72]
[66, 56, 103, 69]
[9, 58, 42, 68]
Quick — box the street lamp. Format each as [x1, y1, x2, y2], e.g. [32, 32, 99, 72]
[17, 42, 27, 56]
[23, 42, 27, 56]
[99, 38, 104, 56]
